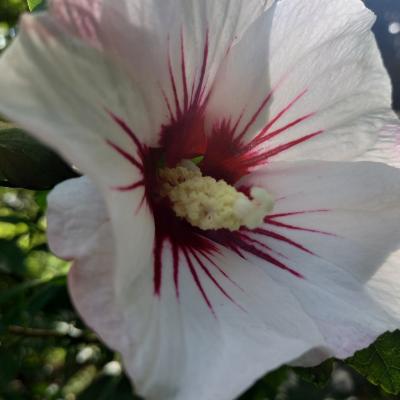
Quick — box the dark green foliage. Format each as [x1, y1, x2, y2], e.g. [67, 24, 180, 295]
[294, 359, 334, 389]
[0, 185, 136, 400]
[348, 331, 400, 395]
[0, 128, 79, 190]
[238, 366, 290, 400]
[78, 376, 143, 400]
[0, 238, 26, 275]
[0, 0, 27, 25]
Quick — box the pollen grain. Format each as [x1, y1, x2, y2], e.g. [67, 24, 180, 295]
[159, 162, 274, 231]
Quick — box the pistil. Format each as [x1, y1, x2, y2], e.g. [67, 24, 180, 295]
[159, 161, 274, 231]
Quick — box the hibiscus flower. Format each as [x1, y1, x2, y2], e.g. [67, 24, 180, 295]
[0, 0, 400, 399]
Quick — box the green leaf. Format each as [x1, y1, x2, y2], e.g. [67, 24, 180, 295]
[35, 190, 49, 212]
[0, 239, 26, 275]
[0, 216, 30, 224]
[0, 274, 66, 305]
[0, 349, 19, 386]
[0, 128, 78, 190]
[294, 359, 333, 388]
[239, 366, 289, 399]
[347, 330, 400, 395]
[27, 0, 44, 11]
[78, 376, 138, 400]
[191, 155, 204, 165]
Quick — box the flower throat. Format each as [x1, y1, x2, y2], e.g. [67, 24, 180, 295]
[158, 159, 275, 231]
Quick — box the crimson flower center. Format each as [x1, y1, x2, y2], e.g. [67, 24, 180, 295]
[155, 159, 275, 231]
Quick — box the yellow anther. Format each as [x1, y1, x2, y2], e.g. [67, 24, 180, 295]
[159, 161, 274, 231]
[159, 165, 201, 197]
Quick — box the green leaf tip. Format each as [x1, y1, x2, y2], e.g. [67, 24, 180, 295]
[27, 0, 45, 12]
[192, 155, 204, 165]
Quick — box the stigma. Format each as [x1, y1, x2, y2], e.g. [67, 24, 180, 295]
[159, 161, 274, 231]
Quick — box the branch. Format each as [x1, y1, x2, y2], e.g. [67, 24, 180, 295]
[8, 325, 65, 338]
[7, 325, 98, 343]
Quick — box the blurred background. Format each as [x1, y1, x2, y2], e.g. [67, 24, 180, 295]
[0, 1, 399, 399]
[365, 0, 400, 111]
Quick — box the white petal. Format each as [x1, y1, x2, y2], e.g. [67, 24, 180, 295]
[0, 14, 157, 178]
[240, 160, 400, 360]
[361, 123, 400, 328]
[47, 162, 400, 399]
[49, 178, 328, 400]
[368, 250, 400, 322]
[47, 177, 126, 350]
[357, 122, 400, 167]
[47, 177, 108, 260]
[208, 0, 396, 161]
[76, 238, 328, 400]
[205, 8, 275, 136]
[50, 0, 273, 122]
[118, 245, 327, 400]
[0, 15, 155, 292]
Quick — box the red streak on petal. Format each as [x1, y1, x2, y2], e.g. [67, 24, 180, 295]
[205, 230, 303, 278]
[168, 40, 182, 120]
[173, 243, 180, 298]
[198, 249, 243, 291]
[268, 210, 330, 219]
[262, 130, 324, 158]
[236, 90, 274, 142]
[183, 247, 215, 314]
[113, 180, 144, 192]
[190, 249, 239, 307]
[160, 32, 212, 166]
[238, 238, 303, 278]
[254, 89, 308, 141]
[106, 113, 148, 211]
[135, 193, 147, 214]
[266, 219, 334, 236]
[253, 228, 315, 255]
[242, 130, 324, 167]
[232, 110, 245, 135]
[181, 29, 189, 113]
[153, 234, 164, 296]
[201, 85, 324, 184]
[150, 198, 246, 311]
[189, 71, 197, 106]
[161, 85, 176, 122]
[239, 232, 289, 260]
[239, 240, 303, 278]
[265, 210, 334, 236]
[161, 111, 208, 166]
[192, 32, 209, 107]
[106, 139, 143, 171]
[107, 111, 145, 158]
[248, 113, 315, 150]
[202, 120, 248, 183]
